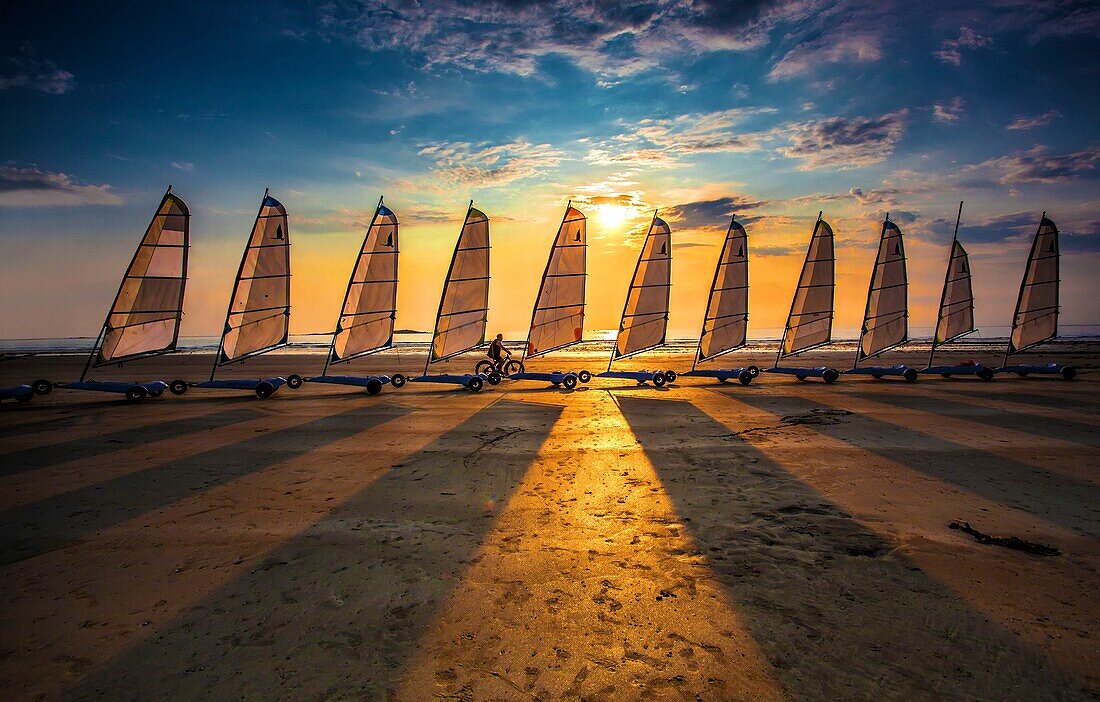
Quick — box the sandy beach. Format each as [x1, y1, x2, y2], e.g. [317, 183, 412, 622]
[0, 343, 1097, 701]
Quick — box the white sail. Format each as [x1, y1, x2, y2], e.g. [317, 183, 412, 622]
[1008, 215, 1059, 355]
[857, 219, 908, 360]
[219, 193, 290, 364]
[526, 204, 586, 358]
[95, 189, 189, 366]
[612, 214, 671, 361]
[329, 201, 398, 364]
[779, 217, 834, 358]
[697, 217, 748, 363]
[934, 239, 974, 346]
[429, 205, 490, 365]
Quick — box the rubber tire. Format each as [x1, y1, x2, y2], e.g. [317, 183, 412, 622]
[15, 391, 33, 403]
[125, 385, 147, 403]
[365, 378, 383, 395]
[823, 369, 840, 384]
[148, 389, 163, 398]
[475, 360, 494, 376]
[169, 379, 188, 395]
[32, 379, 52, 395]
[903, 368, 919, 383]
[871, 373, 883, 380]
[978, 368, 994, 381]
[487, 372, 502, 386]
[286, 374, 303, 390]
[504, 360, 524, 376]
[578, 370, 592, 383]
[664, 370, 677, 383]
[467, 376, 484, 392]
[739, 370, 753, 386]
[653, 372, 667, 387]
[390, 373, 407, 388]
[255, 381, 276, 399]
[563, 374, 578, 390]
[747, 365, 761, 377]
[1061, 366, 1077, 381]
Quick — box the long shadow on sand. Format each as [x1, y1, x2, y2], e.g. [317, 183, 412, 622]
[731, 392, 1100, 537]
[929, 383, 1100, 414]
[0, 406, 261, 476]
[0, 403, 410, 565]
[844, 387, 1100, 447]
[615, 396, 1088, 701]
[63, 399, 562, 701]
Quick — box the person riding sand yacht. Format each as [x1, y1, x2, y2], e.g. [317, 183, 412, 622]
[486, 333, 511, 372]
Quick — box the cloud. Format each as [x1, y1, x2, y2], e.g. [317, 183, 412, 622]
[585, 107, 775, 166]
[418, 139, 564, 187]
[769, 32, 882, 80]
[170, 161, 194, 172]
[0, 165, 123, 207]
[1006, 110, 1062, 131]
[967, 145, 1100, 185]
[0, 48, 75, 94]
[663, 196, 768, 231]
[932, 97, 964, 123]
[314, 0, 819, 79]
[934, 26, 991, 65]
[777, 110, 908, 170]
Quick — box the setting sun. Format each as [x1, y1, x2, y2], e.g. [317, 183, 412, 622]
[594, 202, 631, 229]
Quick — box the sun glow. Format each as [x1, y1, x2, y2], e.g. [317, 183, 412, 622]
[595, 203, 630, 229]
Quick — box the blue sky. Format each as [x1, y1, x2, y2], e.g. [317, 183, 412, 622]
[1, 0, 1098, 340]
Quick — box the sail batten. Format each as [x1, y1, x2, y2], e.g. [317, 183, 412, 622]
[610, 214, 672, 366]
[1007, 215, 1059, 358]
[427, 205, 490, 370]
[90, 188, 190, 372]
[695, 217, 749, 365]
[525, 205, 587, 359]
[778, 217, 834, 360]
[326, 200, 399, 368]
[216, 193, 291, 367]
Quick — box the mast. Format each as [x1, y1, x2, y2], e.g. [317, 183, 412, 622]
[1004, 212, 1059, 365]
[853, 214, 890, 370]
[81, 186, 188, 382]
[775, 211, 830, 367]
[322, 196, 384, 377]
[929, 201, 963, 368]
[211, 188, 269, 381]
[608, 209, 659, 372]
[522, 201, 587, 362]
[693, 215, 748, 372]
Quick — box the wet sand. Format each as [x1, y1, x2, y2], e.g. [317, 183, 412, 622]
[0, 344, 1097, 700]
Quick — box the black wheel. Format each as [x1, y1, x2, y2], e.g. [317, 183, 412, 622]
[365, 378, 383, 395]
[32, 379, 52, 395]
[487, 372, 502, 386]
[563, 374, 578, 390]
[148, 389, 163, 398]
[467, 376, 484, 392]
[664, 370, 677, 383]
[903, 368, 919, 383]
[796, 375, 807, 382]
[504, 360, 524, 376]
[15, 390, 33, 403]
[739, 370, 753, 386]
[653, 372, 667, 387]
[871, 373, 883, 380]
[169, 379, 188, 395]
[578, 370, 592, 383]
[255, 381, 276, 399]
[823, 369, 840, 384]
[474, 360, 494, 376]
[1016, 371, 1028, 378]
[125, 385, 147, 403]
[748, 365, 761, 377]
[390, 373, 407, 388]
[286, 374, 303, 390]
[1061, 366, 1077, 381]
